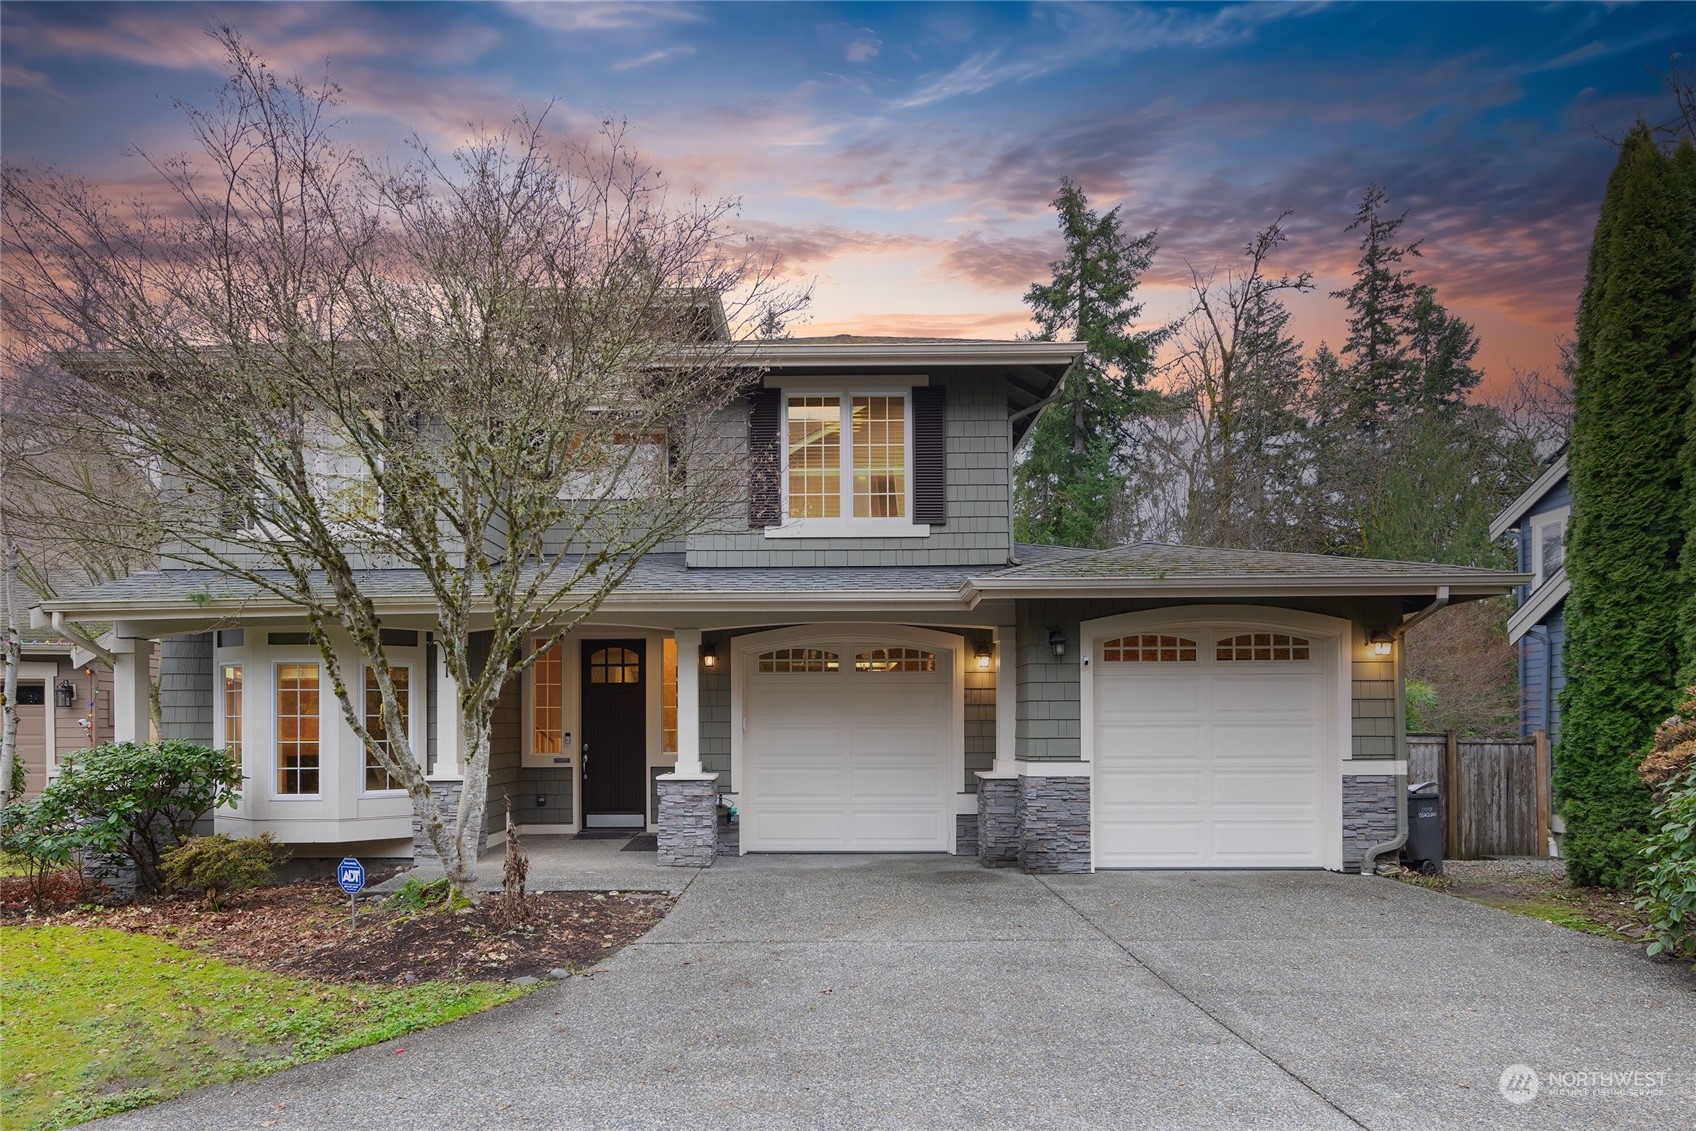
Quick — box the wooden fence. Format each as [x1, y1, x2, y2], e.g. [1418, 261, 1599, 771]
[1406, 731, 1551, 859]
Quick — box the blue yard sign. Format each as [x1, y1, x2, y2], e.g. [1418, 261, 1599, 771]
[337, 856, 366, 894]
[338, 856, 366, 928]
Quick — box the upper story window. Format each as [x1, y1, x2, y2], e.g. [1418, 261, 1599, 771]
[1530, 507, 1568, 589]
[785, 394, 907, 521]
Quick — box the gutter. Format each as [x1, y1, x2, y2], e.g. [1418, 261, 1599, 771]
[1360, 586, 1450, 876]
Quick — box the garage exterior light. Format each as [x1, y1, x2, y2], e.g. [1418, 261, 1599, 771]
[975, 641, 992, 669]
[1368, 631, 1394, 657]
[701, 642, 718, 669]
[1049, 629, 1066, 658]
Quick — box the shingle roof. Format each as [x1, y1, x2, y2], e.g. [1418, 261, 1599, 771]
[984, 542, 1516, 582]
[40, 542, 1526, 616]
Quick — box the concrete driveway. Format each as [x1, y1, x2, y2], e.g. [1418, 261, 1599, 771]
[94, 856, 1694, 1130]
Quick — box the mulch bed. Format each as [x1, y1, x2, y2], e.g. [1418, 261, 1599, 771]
[1398, 863, 1651, 943]
[2, 872, 674, 984]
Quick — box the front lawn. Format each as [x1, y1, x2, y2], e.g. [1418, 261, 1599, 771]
[0, 925, 526, 1130]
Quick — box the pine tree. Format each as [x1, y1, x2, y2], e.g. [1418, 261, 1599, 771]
[1015, 178, 1162, 547]
[1330, 184, 1422, 434]
[1558, 124, 1696, 890]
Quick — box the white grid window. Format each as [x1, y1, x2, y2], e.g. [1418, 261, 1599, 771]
[1216, 633, 1311, 662]
[364, 667, 409, 792]
[276, 663, 320, 795]
[786, 396, 841, 519]
[851, 396, 906, 518]
[757, 648, 840, 673]
[1102, 635, 1198, 663]
[533, 643, 563, 754]
[221, 664, 243, 757]
[854, 647, 935, 673]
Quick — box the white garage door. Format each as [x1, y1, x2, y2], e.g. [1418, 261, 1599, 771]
[743, 640, 953, 852]
[1095, 629, 1326, 868]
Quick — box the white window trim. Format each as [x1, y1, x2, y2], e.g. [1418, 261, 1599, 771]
[359, 663, 415, 798]
[766, 383, 930, 539]
[1530, 505, 1569, 590]
[271, 658, 324, 801]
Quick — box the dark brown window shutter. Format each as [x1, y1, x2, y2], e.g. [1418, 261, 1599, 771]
[747, 388, 781, 527]
[912, 384, 947, 525]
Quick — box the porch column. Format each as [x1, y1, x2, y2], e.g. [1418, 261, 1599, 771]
[111, 636, 153, 744]
[656, 627, 715, 866]
[672, 627, 703, 776]
[993, 623, 1017, 772]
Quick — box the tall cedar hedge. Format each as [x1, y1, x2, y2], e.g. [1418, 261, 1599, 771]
[1558, 125, 1696, 890]
[1679, 143, 1696, 692]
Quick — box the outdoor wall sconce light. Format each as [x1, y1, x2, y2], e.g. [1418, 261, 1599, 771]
[54, 681, 76, 709]
[1369, 631, 1394, 657]
[701, 642, 718, 669]
[975, 641, 993, 670]
[1049, 629, 1067, 659]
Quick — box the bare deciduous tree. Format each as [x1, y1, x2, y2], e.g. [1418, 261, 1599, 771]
[1, 31, 806, 892]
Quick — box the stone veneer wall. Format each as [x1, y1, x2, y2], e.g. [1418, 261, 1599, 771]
[412, 779, 487, 861]
[657, 777, 718, 866]
[977, 777, 1020, 865]
[1342, 774, 1399, 873]
[955, 812, 978, 856]
[1016, 775, 1091, 873]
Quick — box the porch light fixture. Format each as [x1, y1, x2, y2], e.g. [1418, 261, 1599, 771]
[701, 642, 718, 669]
[1048, 629, 1067, 659]
[54, 681, 76, 709]
[975, 642, 993, 670]
[1369, 631, 1394, 657]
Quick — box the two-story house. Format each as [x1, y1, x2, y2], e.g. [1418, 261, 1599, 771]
[36, 335, 1525, 873]
[1489, 449, 1570, 746]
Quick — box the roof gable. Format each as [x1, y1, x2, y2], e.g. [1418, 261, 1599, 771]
[1489, 452, 1569, 540]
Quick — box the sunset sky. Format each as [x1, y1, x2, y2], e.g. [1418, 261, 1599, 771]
[2, 2, 1689, 394]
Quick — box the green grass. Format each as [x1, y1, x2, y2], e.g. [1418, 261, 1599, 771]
[1473, 897, 1630, 941]
[1, 926, 528, 1130]
[0, 850, 32, 878]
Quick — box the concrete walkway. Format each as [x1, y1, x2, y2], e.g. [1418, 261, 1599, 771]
[94, 856, 1694, 1130]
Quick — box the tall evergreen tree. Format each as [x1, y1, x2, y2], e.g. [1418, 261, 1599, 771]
[1330, 184, 1422, 434]
[1559, 124, 1696, 890]
[1675, 142, 1696, 691]
[1015, 178, 1162, 547]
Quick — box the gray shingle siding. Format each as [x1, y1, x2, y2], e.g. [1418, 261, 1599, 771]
[700, 630, 733, 789]
[158, 632, 214, 744]
[686, 373, 1014, 568]
[963, 629, 996, 789]
[1351, 658, 1398, 760]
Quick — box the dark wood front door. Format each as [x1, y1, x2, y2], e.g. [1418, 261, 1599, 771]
[581, 639, 647, 827]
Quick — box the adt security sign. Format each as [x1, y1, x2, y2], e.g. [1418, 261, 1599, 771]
[337, 857, 365, 927]
[337, 857, 366, 895]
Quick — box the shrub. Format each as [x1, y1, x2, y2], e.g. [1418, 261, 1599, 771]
[160, 833, 289, 910]
[44, 741, 242, 895]
[1405, 680, 1438, 733]
[386, 875, 468, 914]
[0, 793, 85, 912]
[1639, 687, 1696, 795]
[1636, 764, 1696, 961]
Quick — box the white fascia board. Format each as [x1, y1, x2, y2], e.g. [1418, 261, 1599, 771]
[1507, 571, 1569, 645]
[1489, 454, 1569, 541]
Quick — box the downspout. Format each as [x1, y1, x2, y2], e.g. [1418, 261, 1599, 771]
[1359, 586, 1450, 875]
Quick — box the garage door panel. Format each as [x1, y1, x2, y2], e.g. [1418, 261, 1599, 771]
[1097, 820, 1204, 864]
[751, 809, 849, 849]
[1097, 725, 1203, 762]
[1211, 770, 1317, 807]
[849, 763, 943, 801]
[1095, 676, 1204, 715]
[1098, 769, 1203, 808]
[1211, 723, 1319, 762]
[848, 807, 948, 848]
[1212, 820, 1319, 859]
[756, 764, 847, 800]
[1208, 672, 1322, 714]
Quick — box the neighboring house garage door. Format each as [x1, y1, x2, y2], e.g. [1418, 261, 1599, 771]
[1093, 623, 1332, 868]
[740, 635, 955, 852]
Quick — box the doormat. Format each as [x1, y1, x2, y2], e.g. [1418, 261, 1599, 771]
[575, 829, 635, 840]
[621, 834, 658, 852]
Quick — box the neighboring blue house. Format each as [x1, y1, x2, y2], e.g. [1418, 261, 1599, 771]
[1490, 450, 1570, 746]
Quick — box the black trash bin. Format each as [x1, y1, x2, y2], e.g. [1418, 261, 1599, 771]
[1403, 781, 1443, 875]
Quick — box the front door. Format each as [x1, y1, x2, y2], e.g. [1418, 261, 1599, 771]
[581, 640, 647, 828]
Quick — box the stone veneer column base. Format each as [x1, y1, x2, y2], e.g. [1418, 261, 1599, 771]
[412, 780, 485, 862]
[976, 776, 1020, 866]
[1342, 774, 1400, 873]
[1017, 775, 1091, 874]
[657, 775, 718, 867]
